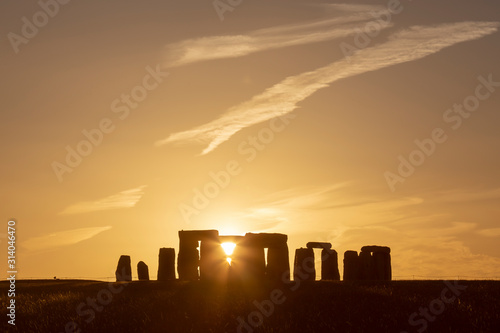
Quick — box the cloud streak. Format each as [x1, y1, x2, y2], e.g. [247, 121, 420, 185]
[437, 187, 500, 202]
[162, 4, 386, 68]
[208, 182, 500, 278]
[157, 21, 499, 155]
[224, 183, 424, 234]
[255, 184, 500, 278]
[59, 185, 146, 215]
[22, 226, 112, 252]
[476, 228, 500, 237]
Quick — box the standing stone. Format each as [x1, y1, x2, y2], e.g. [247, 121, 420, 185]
[358, 250, 375, 280]
[137, 261, 149, 281]
[267, 243, 290, 282]
[373, 251, 392, 280]
[359, 245, 392, 281]
[343, 251, 359, 281]
[199, 236, 227, 281]
[232, 241, 266, 281]
[158, 248, 175, 281]
[294, 248, 315, 281]
[321, 249, 340, 281]
[178, 237, 199, 280]
[178, 230, 221, 281]
[244, 233, 289, 282]
[385, 252, 392, 280]
[115, 255, 132, 282]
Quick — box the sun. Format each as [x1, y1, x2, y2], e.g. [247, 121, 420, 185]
[221, 242, 236, 256]
[221, 242, 236, 264]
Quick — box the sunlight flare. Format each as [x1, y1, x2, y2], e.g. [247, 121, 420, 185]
[221, 242, 236, 256]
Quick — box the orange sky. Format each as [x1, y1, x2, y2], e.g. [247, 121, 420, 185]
[1, 0, 500, 280]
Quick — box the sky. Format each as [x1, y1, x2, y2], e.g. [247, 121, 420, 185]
[1, 0, 500, 281]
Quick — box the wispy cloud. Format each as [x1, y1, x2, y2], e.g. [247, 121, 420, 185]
[162, 4, 386, 68]
[255, 183, 351, 210]
[157, 21, 499, 155]
[22, 226, 112, 252]
[59, 185, 146, 215]
[476, 228, 500, 237]
[338, 223, 500, 279]
[407, 221, 477, 237]
[218, 184, 353, 233]
[437, 187, 500, 202]
[214, 183, 500, 278]
[223, 183, 424, 233]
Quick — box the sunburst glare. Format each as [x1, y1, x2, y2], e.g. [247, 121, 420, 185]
[221, 242, 236, 256]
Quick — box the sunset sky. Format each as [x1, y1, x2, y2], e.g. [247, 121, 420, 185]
[1, 0, 500, 280]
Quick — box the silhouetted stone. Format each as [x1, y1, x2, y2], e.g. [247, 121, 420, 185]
[294, 248, 315, 281]
[219, 235, 244, 244]
[245, 232, 288, 248]
[179, 229, 219, 239]
[158, 248, 175, 281]
[358, 250, 374, 280]
[137, 261, 149, 281]
[178, 230, 218, 280]
[178, 236, 199, 280]
[176, 230, 291, 283]
[321, 249, 340, 281]
[267, 243, 290, 282]
[243, 233, 290, 282]
[384, 252, 392, 280]
[115, 255, 132, 282]
[361, 245, 391, 254]
[178, 230, 230, 281]
[358, 245, 392, 280]
[174, 230, 392, 283]
[306, 242, 332, 249]
[232, 239, 266, 281]
[230, 233, 290, 282]
[373, 251, 392, 280]
[343, 251, 359, 281]
[199, 236, 227, 281]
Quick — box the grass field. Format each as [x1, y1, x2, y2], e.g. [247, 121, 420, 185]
[1, 279, 499, 332]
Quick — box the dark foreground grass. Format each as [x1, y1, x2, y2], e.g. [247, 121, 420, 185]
[1, 280, 499, 333]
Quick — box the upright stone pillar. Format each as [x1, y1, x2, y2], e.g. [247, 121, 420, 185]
[115, 255, 132, 282]
[178, 232, 199, 280]
[158, 248, 176, 281]
[305, 242, 338, 281]
[373, 251, 391, 280]
[232, 239, 266, 281]
[343, 251, 359, 281]
[267, 243, 290, 282]
[321, 249, 340, 281]
[294, 248, 315, 281]
[199, 234, 227, 281]
[360, 246, 391, 281]
[137, 261, 149, 281]
[358, 250, 375, 280]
